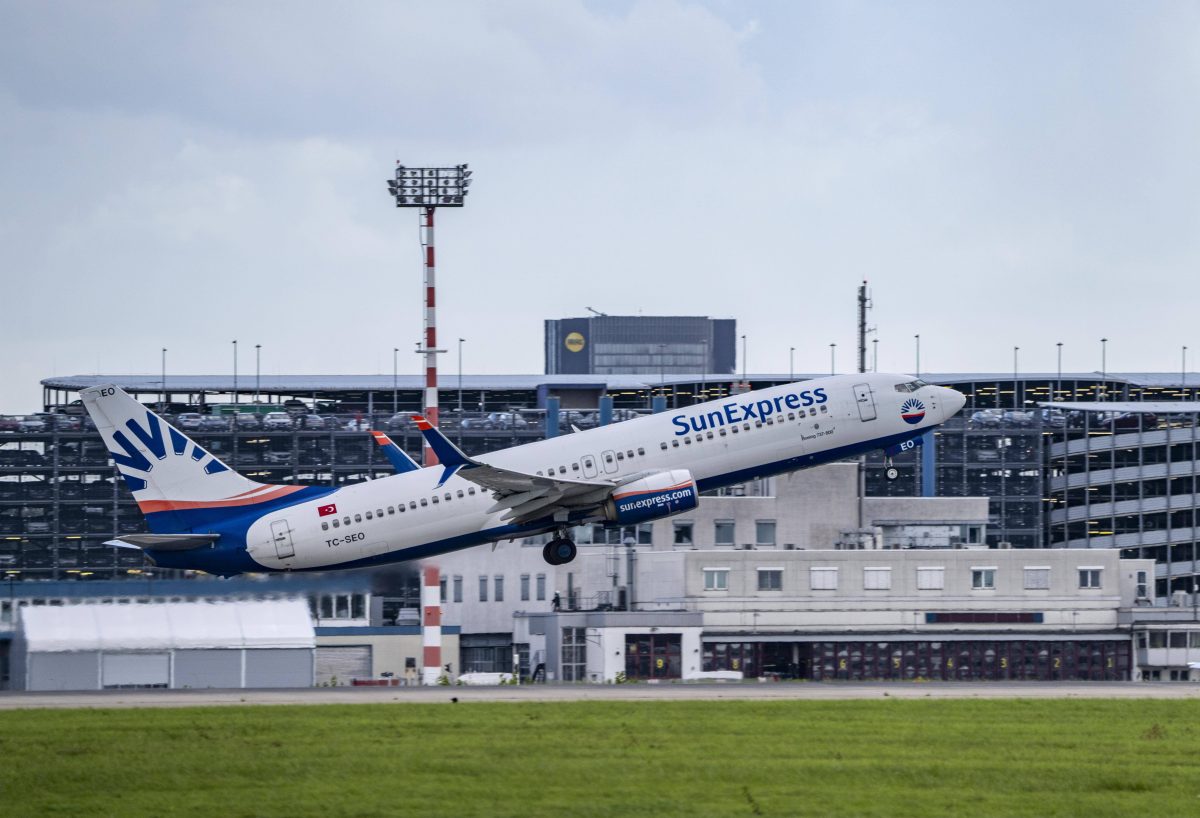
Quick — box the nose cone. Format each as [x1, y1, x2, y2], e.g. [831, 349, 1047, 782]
[941, 386, 966, 420]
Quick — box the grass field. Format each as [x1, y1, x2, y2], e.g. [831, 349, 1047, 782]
[1, 699, 1198, 817]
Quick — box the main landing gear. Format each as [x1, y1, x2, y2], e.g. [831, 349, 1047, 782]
[543, 534, 577, 566]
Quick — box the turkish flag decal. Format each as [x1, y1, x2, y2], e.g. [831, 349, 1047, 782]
[318, 503, 338, 517]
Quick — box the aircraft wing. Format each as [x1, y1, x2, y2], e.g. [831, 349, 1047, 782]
[412, 416, 617, 523]
[370, 431, 421, 474]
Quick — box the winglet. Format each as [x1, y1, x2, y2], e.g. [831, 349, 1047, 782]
[370, 431, 421, 474]
[413, 415, 479, 487]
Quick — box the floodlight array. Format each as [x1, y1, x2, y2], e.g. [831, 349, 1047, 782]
[387, 164, 472, 207]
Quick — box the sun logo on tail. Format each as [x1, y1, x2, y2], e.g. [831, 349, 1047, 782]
[900, 398, 926, 425]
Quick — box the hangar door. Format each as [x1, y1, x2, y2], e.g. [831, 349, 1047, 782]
[102, 652, 169, 688]
[316, 646, 372, 685]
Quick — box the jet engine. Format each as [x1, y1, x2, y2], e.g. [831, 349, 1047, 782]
[602, 469, 699, 525]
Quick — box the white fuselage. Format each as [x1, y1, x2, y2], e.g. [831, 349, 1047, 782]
[243, 374, 959, 571]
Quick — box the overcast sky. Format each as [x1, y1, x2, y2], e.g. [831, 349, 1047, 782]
[2, 1, 1198, 412]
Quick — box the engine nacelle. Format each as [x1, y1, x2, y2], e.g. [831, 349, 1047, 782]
[602, 469, 699, 525]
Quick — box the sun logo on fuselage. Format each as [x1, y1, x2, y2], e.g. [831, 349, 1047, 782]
[900, 398, 926, 425]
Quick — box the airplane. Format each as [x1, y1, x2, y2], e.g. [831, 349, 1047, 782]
[81, 374, 965, 576]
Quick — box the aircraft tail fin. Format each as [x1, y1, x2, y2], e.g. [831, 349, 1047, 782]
[81, 385, 312, 533]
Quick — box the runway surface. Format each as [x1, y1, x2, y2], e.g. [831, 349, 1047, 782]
[3, 681, 1199, 710]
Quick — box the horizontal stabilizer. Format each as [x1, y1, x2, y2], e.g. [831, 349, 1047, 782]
[107, 533, 221, 552]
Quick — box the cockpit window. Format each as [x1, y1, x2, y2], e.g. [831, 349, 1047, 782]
[894, 379, 929, 393]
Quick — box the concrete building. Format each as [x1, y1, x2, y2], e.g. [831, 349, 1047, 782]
[544, 315, 736, 376]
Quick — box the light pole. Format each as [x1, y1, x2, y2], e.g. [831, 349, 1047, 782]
[1183, 345, 1188, 401]
[387, 162, 472, 465]
[658, 344, 667, 398]
[740, 335, 747, 385]
[1100, 337, 1108, 401]
[1056, 342, 1063, 400]
[872, 338, 878, 373]
[789, 347, 795, 381]
[392, 348, 399, 415]
[829, 343, 836, 376]
[160, 348, 167, 413]
[1013, 346, 1020, 409]
[232, 339, 238, 405]
[254, 344, 261, 405]
[458, 338, 465, 413]
[914, 334, 920, 377]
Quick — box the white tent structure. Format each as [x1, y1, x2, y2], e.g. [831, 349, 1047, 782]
[12, 600, 315, 691]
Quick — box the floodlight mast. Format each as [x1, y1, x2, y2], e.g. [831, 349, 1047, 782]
[387, 164, 472, 465]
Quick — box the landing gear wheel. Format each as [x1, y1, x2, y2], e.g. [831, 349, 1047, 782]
[886, 467, 899, 480]
[543, 538, 577, 566]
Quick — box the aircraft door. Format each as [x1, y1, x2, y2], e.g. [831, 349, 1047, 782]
[601, 450, 619, 474]
[581, 454, 599, 479]
[853, 383, 877, 422]
[270, 519, 296, 559]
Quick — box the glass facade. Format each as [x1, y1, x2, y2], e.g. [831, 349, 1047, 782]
[703, 639, 1131, 681]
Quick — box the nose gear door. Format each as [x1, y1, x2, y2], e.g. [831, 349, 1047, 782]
[853, 383, 877, 421]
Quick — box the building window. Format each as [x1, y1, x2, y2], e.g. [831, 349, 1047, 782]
[1079, 568, 1103, 589]
[673, 522, 694, 546]
[536, 573, 546, 601]
[703, 568, 729, 591]
[1023, 567, 1051, 590]
[810, 567, 838, 591]
[453, 575, 463, 603]
[1149, 632, 1167, 648]
[755, 520, 777, 547]
[561, 627, 587, 682]
[1136, 571, 1149, 599]
[916, 567, 944, 590]
[757, 568, 782, 591]
[439, 577, 447, 603]
[971, 568, 996, 590]
[863, 567, 892, 590]
[494, 575, 504, 602]
[520, 574, 530, 601]
[478, 575, 488, 602]
[1169, 632, 1187, 648]
[714, 520, 735, 547]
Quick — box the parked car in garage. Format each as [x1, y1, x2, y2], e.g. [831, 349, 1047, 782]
[262, 412, 295, 430]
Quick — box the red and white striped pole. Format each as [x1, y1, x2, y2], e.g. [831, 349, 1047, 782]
[421, 565, 443, 685]
[421, 206, 440, 466]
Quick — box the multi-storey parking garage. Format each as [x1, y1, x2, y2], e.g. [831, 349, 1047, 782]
[0, 371, 1196, 590]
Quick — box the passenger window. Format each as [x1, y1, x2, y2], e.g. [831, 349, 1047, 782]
[419, 499, 427, 507]
[809, 408, 817, 416]
[626, 450, 634, 458]
[571, 463, 580, 471]
[660, 442, 668, 450]
[637, 447, 645, 456]
[684, 438, 692, 445]
[354, 514, 362, 523]
[743, 423, 750, 431]
[706, 431, 713, 439]
[409, 501, 417, 510]
[820, 405, 828, 413]
[605, 454, 614, 463]
[365, 511, 373, 520]
[788, 413, 795, 421]
[432, 496, 439, 504]
[399, 505, 406, 513]
[731, 426, 739, 434]
[719, 428, 727, 436]
[343, 516, 350, 525]
[536, 470, 543, 476]
[671, 440, 680, 447]
[377, 509, 383, 517]
[457, 490, 464, 498]
[755, 421, 762, 428]
[321, 522, 329, 531]
[617, 452, 625, 460]
[332, 519, 340, 528]
[558, 466, 566, 475]
[444, 493, 451, 501]
[387, 506, 394, 515]
[468, 487, 476, 495]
